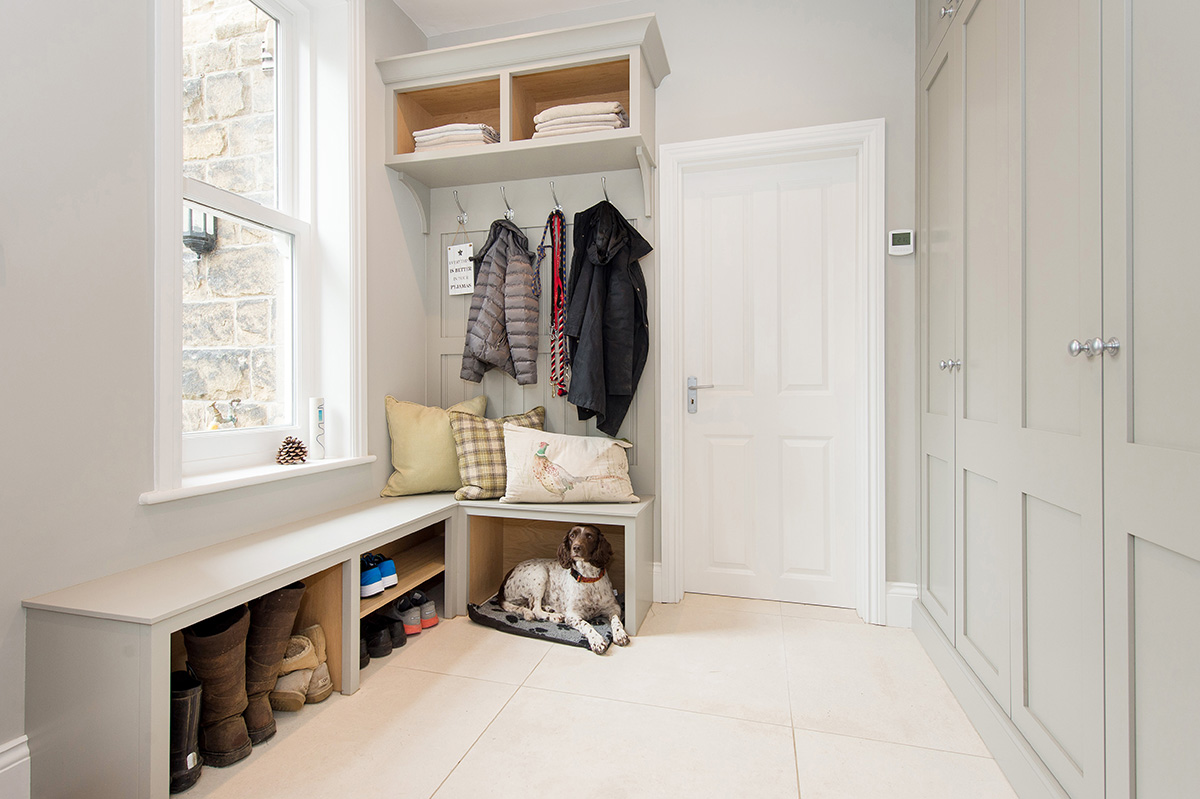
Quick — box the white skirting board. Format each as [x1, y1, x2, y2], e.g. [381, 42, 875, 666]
[911, 602, 1069, 799]
[0, 736, 31, 799]
[885, 581, 918, 627]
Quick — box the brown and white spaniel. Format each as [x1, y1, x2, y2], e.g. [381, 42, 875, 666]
[497, 524, 628, 654]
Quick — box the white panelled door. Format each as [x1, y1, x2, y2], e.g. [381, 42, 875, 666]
[681, 156, 859, 607]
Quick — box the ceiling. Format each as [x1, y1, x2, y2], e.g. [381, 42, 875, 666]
[392, 0, 632, 38]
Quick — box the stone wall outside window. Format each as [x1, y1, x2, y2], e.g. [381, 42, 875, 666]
[181, 0, 285, 434]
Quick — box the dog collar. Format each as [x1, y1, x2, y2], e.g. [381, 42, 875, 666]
[569, 566, 606, 583]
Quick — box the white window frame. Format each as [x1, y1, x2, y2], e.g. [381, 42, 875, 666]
[147, 0, 371, 503]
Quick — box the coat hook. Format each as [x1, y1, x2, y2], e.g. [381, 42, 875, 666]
[602, 176, 609, 202]
[550, 180, 562, 212]
[501, 185, 515, 222]
[453, 190, 467, 225]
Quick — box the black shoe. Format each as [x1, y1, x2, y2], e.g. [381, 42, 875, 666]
[359, 635, 370, 669]
[372, 602, 410, 648]
[362, 617, 393, 659]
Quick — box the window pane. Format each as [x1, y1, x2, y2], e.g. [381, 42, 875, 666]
[182, 205, 293, 433]
[182, 0, 278, 208]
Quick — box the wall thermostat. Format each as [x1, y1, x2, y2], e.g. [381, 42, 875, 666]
[889, 229, 914, 256]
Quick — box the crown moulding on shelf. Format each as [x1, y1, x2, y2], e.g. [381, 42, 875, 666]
[376, 14, 670, 89]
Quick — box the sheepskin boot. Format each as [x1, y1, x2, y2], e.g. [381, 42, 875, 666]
[169, 670, 204, 793]
[243, 581, 306, 744]
[182, 605, 253, 767]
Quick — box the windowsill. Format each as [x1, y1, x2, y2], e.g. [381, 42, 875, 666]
[138, 455, 376, 505]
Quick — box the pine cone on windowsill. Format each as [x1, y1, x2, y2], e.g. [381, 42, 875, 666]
[277, 436, 308, 465]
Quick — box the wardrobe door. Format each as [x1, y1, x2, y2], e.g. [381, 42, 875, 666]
[918, 31, 961, 642]
[1102, 1, 1200, 796]
[1009, 1, 1105, 796]
[919, 0, 959, 75]
[952, 0, 1016, 714]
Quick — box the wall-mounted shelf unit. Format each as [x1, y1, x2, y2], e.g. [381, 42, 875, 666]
[377, 14, 669, 231]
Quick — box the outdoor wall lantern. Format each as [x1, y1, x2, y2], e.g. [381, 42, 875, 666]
[183, 208, 217, 255]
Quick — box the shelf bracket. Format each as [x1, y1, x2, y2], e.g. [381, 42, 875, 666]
[394, 172, 431, 234]
[635, 145, 656, 218]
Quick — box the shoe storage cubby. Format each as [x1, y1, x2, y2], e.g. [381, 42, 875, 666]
[467, 517, 626, 606]
[509, 58, 631, 142]
[170, 561, 346, 692]
[392, 78, 501, 156]
[376, 14, 669, 226]
[360, 521, 446, 618]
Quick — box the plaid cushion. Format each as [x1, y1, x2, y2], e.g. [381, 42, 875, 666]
[449, 406, 545, 500]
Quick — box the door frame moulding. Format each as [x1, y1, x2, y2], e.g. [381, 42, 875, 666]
[657, 119, 887, 624]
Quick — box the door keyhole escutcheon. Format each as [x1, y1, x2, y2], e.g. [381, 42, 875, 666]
[687, 376, 713, 414]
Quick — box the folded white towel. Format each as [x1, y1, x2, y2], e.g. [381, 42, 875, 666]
[532, 124, 629, 139]
[413, 123, 498, 140]
[533, 102, 626, 125]
[414, 139, 499, 152]
[535, 113, 627, 131]
[413, 131, 498, 147]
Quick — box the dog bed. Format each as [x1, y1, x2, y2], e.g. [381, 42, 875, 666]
[468, 592, 625, 649]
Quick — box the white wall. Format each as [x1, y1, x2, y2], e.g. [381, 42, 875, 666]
[428, 0, 920, 584]
[0, 0, 429, 753]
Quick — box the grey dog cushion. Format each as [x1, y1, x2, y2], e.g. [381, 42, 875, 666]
[467, 592, 624, 649]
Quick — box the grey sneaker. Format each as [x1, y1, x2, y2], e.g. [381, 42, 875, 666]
[409, 590, 438, 630]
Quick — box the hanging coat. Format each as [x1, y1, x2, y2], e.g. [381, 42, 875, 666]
[565, 200, 652, 436]
[461, 219, 539, 385]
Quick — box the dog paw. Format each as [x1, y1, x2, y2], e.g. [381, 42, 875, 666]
[546, 612, 564, 623]
[589, 638, 610, 655]
[613, 630, 630, 646]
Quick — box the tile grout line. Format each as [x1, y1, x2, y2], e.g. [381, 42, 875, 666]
[424, 646, 554, 799]
[787, 722, 1000, 761]
[778, 613, 804, 798]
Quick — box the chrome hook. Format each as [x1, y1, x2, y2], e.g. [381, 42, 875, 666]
[601, 176, 609, 202]
[550, 180, 562, 212]
[500, 185, 515, 222]
[453, 190, 467, 226]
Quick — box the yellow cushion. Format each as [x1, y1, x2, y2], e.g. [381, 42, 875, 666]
[380, 395, 487, 497]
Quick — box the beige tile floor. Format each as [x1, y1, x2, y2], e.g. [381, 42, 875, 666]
[188, 593, 1017, 799]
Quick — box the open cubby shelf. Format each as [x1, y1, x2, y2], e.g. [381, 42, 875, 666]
[377, 14, 669, 230]
[360, 535, 446, 618]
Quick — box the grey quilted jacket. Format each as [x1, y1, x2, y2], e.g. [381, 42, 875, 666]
[460, 219, 539, 385]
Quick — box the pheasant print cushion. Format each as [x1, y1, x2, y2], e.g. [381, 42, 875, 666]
[449, 407, 545, 500]
[500, 425, 638, 504]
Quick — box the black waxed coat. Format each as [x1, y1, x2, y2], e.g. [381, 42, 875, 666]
[565, 201, 652, 436]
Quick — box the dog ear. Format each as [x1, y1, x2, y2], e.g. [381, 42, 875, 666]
[557, 530, 575, 569]
[590, 528, 613, 570]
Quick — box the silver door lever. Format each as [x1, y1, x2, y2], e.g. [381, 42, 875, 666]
[687, 376, 713, 414]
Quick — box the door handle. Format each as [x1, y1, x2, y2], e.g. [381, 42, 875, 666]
[938, 359, 962, 371]
[1069, 337, 1120, 358]
[940, 5, 954, 19]
[687, 376, 713, 414]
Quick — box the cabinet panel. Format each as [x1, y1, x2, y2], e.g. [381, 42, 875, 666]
[1131, 538, 1200, 797]
[925, 454, 955, 626]
[1022, 495, 1089, 772]
[961, 0, 1005, 425]
[1128, 3, 1200, 454]
[923, 53, 958, 420]
[961, 469, 1007, 704]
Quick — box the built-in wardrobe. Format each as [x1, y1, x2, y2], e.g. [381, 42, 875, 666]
[914, 1, 1200, 797]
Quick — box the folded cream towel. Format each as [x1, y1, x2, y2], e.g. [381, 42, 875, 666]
[533, 102, 625, 126]
[413, 122, 498, 140]
[415, 139, 499, 151]
[532, 124, 629, 139]
[413, 132, 498, 147]
[535, 113, 628, 131]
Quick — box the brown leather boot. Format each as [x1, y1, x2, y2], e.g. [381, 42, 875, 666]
[182, 605, 253, 767]
[243, 581, 306, 744]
